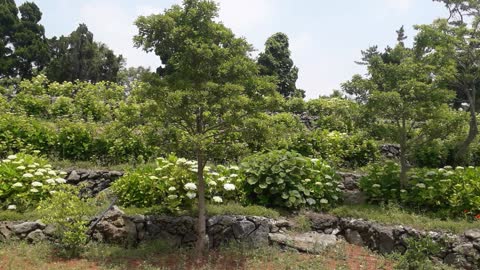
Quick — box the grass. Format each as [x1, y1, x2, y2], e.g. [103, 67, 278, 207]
[122, 203, 280, 219]
[329, 204, 480, 234]
[0, 210, 43, 221]
[0, 239, 396, 270]
[50, 159, 158, 172]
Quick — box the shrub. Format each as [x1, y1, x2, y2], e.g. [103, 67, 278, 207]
[39, 187, 96, 258]
[241, 150, 341, 210]
[112, 154, 243, 212]
[360, 162, 480, 218]
[359, 161, 402, 203]
[289, 130, 379, 168]
[0, 152, 68, 211]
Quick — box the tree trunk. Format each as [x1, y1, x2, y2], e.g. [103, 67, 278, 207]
[194, 107, 207, 257]
[455, 86, 478, 165]
[399, 119, 408, 188]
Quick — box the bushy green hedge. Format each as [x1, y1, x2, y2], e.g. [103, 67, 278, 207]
[241, 150, 341, 210]
[360, 161, 480, 218]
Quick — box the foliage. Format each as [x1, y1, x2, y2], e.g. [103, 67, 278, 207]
[288, 130, 379, 168]
[257, 32, 303, 98]
[45, 24, 124, 83]
[38, 186, 96, 258]
[0, 152, 68, 211]
[360, 162, 480, 218]
[0, 1, 49, 79]
[393, 236, 445, 270]
[241, 150, 341, 210]
[305, 97, 362, 133]
[112, 154, 243, 212]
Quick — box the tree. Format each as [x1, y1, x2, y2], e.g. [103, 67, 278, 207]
[14, 2, 50, 78]
[347, 40, 454, 186]
[134, 0, 276, 254]
[414, 0, 480, 163]
[258, 32, 302, 98]
[46, 24, 124, 83]
[0, 1, 49, 79]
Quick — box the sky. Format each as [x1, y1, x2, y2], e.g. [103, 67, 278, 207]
[17, 0, 449, 98]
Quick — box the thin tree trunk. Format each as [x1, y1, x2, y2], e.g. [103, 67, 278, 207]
[399, 118, 408, 188]
[455, 86, 478, 165]
[195, 107, 207, 257]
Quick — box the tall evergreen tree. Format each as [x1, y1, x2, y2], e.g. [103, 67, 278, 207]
[258, 32, 302, 98]
[0, 0, 18, 78]
[46, 24, 124, 83]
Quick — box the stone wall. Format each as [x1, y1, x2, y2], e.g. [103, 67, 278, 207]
[309, 213, 480, 270]
[1, 209, 479, 269]
[65, 169, 123, 197]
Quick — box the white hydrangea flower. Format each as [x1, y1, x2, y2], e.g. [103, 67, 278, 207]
[468, 166, 475, 169]
[2, 159, 11, 163]
[7, 205, 16, 210]
[31, 181, 43, 187]
[315, 182, 322, 186]
[55, 178, 66, 184]
[22, 173, 34, 178]
[44, 164, 52, 168]
[49, 190, 57, 195]
[12, 182, 23, 188]
[210, 172, 219, 176]
[455, 166, 464, 170]
[27, 164, 37, 168]
[33, 150, 41, 154]
[11, 161, 21, 164]
[149, 176, 159, 180]
[229, 174, 238, 178]
[46, 179, 56, 185]
[30, 188, 39, 193]
[426, 171, 436, 176]
[168, 186, 176, 192]
[47, 170, 57, 176]
[16, 166, 26, 170]
[444, 166, 452, 170]
[217, 177, 226, 182]
[212, 196, 223, 203]
[7, 155, 17, 160]
[34, 172, 43, 176]
[168, 195, 178, 200]
[320, 199, 329, 204]
[59, 171, 67, 176]
[224, 183, 236, 191]
[306, 198, 316, 205]
[176, 158, 187, 165]
[37, 168, 47, 173]
[416, 183, 426, 189]
[184, 183, 197, 191]
[230, 165, 239, 170]
[208, 181, 217, 186]
[372, 184, 381, 188]
[438, 168, 446, 173]
[186, 192, 196, 199]
[325, 182, 333, 187]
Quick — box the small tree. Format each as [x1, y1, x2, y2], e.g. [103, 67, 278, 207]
[134, 0, 276, 254]
[347, 42, 454, 186]
[415, 0, 480, 163]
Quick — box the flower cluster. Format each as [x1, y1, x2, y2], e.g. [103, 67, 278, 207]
[1, 152, 68, 211]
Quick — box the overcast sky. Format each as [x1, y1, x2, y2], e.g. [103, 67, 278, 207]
[17, 0, 448, 98]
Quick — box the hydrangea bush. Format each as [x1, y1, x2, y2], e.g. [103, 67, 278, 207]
[0, 152, 68, 211]
[241, 150, 341, 210]
[112, 154, 242, 212]
[360, 161, 480, 218]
